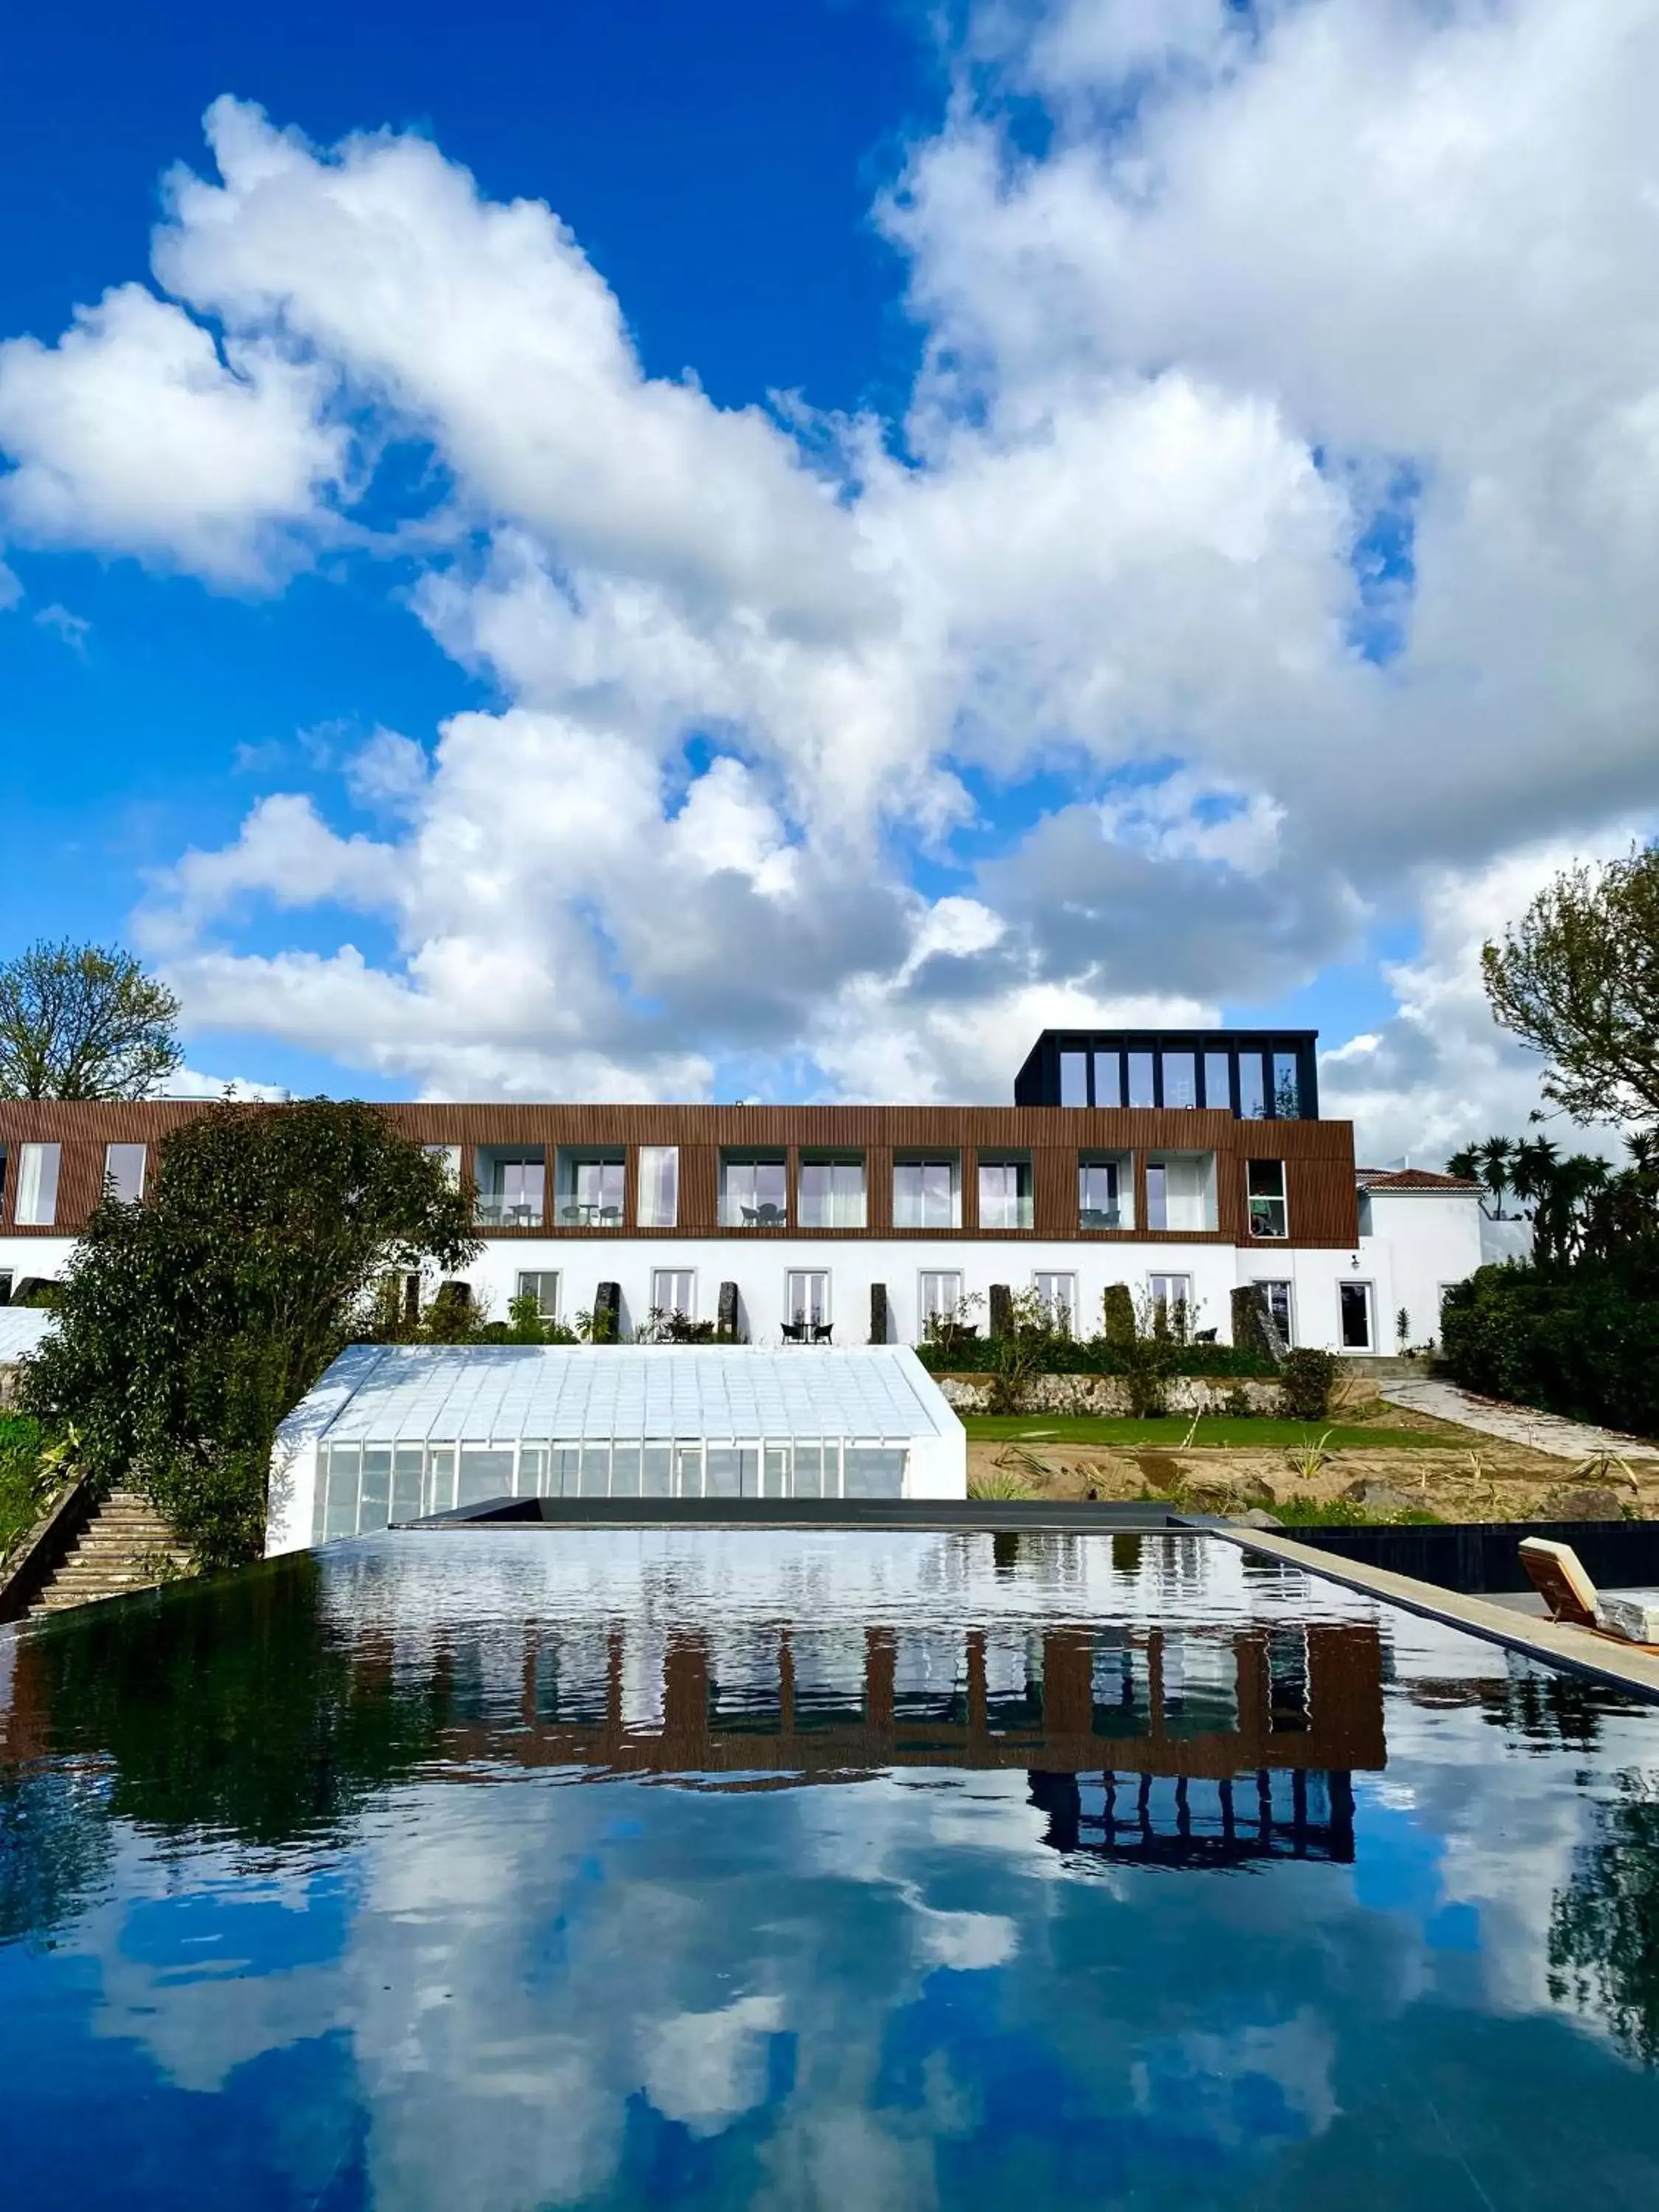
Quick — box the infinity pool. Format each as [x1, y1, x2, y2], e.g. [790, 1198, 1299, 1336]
[2, 1529, 1658, 2208]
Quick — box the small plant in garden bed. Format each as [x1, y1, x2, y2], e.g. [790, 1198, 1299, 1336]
[1270, 1498, 1444, 1528]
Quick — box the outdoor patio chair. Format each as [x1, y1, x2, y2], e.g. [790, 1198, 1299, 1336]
[1518, 1537, 1659, 1648]
[781, 1322, 806, 1343]
[755, 1203, 785, 1226]
[810, 1323, 833, 1344]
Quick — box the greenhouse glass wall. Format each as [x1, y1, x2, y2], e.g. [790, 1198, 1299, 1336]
[267, 1343, 967, 1553]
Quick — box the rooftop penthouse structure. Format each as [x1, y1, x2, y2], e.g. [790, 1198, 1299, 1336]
[0, 1027, 1482, 1365]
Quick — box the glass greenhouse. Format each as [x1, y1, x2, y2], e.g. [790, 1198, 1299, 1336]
[268, 1343, 967, 1552]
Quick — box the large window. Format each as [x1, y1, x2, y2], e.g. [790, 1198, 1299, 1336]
[1203, 1051, 1232, 1112]
[1161, 1051, 1197, 1109]
[1273, 1051, 1303, 1119]
[15, 1143, 60, 1227]
[1127, 1051, 1155, 1108]
[1254, 1279, 1293, 1346]
[894, 1155, 959, 1229]
[1093, 1051, 1122, 1107]
[554, 1147, 624, 1228]
[721, 1152, 787, 1227]
[474, 1145, 545, 1228]
[423, 1144, 462, 1187]
[785, 1270, 831, 1330]
[516, 1270, 561, 1320]
[1148, 1274, 1193, 1333]
[799, 1154, 866, 1228]
[1034, 1273, 1077, 1333]
[978, 1155, 1032, 1230]
[1238, 1053, 1268, 1119]
[651, 1268, 695, 1319]
[1060, 1051, 1088, 1106]
[1248, 1160, 1288, 1238]
[1146, 1152, 1217, 1232]
[1079, 1155, 1133, 1230]
[1340, 1280, 1374, 1349]
[637, 1147, 679, 1228]
[919, 1270, 964, 1330]
[103, 1143, 146, 1203]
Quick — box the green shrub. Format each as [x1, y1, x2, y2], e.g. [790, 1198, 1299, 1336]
[1279, 1348, 1338, 1422]
[1441, 1262, 1659, 1436]
[1101, 1284, 1135, 1350]
[0, 1413, 49, 1562]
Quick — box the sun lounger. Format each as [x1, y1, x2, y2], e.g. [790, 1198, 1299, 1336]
[1518, 1537, 1659, 1650]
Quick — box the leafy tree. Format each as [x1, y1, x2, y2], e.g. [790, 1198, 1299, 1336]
[0, 939, 181, 1099]
[19, 1101, 479, 1570]
[1482, 846, 1659, 1130]
[1548, 1771, 1659, 2066]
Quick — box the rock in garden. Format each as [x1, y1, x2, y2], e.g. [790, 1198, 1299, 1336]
[1541, 1486, 1626, 1523]
[1341, 1479, 1416, 1517]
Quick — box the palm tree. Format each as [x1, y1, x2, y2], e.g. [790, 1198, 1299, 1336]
[1473, 1135, 1517, 1220]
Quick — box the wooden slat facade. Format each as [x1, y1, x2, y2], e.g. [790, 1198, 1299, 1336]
[0, 1099, 1361, 1248]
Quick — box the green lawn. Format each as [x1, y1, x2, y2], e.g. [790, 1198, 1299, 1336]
[961, 1413, 1456, 1450]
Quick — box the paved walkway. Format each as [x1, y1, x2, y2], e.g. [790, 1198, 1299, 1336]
[1381, 1376, 1659, 1461]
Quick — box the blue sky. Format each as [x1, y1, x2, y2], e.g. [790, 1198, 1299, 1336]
[2, 0, 1657, 1150]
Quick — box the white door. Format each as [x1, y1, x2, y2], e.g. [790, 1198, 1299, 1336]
[652, 1270, 695, 1318]
[786, 1270, 830, 1326]
[919, 1271, 964, 1329]
[1033, 1273, 1077, 1333]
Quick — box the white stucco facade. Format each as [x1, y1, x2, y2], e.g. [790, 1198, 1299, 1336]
[0, 1188, 1489, 1366]
[428, 1222, 1480, 1358]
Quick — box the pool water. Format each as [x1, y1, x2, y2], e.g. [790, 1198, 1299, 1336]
[3, 1529, 1658, 2209]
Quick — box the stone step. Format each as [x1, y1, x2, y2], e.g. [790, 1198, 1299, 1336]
[26, 1490, 194, 1618]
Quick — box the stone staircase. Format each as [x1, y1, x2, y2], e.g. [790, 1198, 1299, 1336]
[28, 1489, 192, 1616]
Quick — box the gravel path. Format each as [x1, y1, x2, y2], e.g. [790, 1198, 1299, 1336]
[1381, 1377, 1659, 1461]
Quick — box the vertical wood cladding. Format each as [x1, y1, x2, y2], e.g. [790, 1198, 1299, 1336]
[0, 1099, 1361, 1246]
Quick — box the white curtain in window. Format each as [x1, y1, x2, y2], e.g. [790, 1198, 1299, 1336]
[800, 1158, 864, 1228]
[638, 1147, 678, 1228]
[16, 1143, 60, 1227]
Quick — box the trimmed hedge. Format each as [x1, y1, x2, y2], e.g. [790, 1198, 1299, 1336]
[1441, 1263, 1659, 1439]
[914, 1337, 1276, 1378]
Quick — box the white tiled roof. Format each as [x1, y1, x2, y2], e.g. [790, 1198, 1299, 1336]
[306, 1343, 959, 1447]
[0, 1307, 52, 1362]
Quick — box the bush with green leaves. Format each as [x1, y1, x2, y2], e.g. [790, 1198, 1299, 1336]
[1441, 1262, 1659, 1437]
[19, 1101, 479, 1571]
[0, 1413, 48, 1563]
[1278, 1348, 1338, 1422]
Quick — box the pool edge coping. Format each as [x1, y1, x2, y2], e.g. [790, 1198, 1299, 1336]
[1211, 1523, 1659, 1703]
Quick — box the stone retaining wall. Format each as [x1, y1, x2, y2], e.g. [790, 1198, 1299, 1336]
[936, 1373, 1285, 1416]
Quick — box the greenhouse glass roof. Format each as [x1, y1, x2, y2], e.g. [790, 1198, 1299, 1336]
[293, 1343, 959, 1447]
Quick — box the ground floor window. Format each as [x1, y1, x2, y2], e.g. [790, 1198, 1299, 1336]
[651, 1268, 696, 1320]
[919, 1271, 964, 1333]
[1033, 1273, 1078, 1334]
[1253, 1279, 1293, 1346]
[1339, 1279, 1374, 1349]
[785, 1270, 830, 1332]
[1149, 1274, 1193, 1334]
[515, 1270, 561, 1320]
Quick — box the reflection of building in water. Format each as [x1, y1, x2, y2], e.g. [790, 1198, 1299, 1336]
[1029, 1767, 1357, 1867]
[420, 1617, 1385, 1786]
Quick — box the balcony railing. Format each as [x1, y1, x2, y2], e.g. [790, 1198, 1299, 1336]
[474, 1199, 545, 1229]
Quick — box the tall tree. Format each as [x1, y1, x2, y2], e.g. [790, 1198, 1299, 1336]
[0, 939, 181, 1099]
[1482, 846, 1659, 1130]
[19, 1101, 479, 1570]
